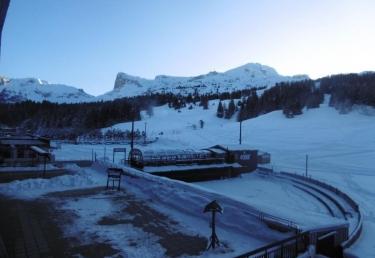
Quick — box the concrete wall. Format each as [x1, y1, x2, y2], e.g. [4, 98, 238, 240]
[151, 166, 242, 182]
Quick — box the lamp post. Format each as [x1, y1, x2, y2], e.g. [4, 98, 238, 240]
[204, 200, 223, 250]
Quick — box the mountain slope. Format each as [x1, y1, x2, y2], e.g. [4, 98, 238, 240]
[1, 63, 308, 103]
[0, 77, 95, 103]
[98, 63, 308, 100]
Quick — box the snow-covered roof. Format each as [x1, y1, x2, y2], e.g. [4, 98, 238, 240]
[143, 163, 242, 173]
[205, 147, 227, 154]
[143, 149, 210, 157]
[30, 146, 49, 155]
[0, 136, 48, 146]
[210, 144, 256, 151]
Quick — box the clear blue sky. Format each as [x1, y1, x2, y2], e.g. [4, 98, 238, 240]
[1, 0, 375, 95]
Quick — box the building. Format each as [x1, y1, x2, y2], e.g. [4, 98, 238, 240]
[0, 127, 17, 137]
[205, 144, 259, 171]
[0, 134, 53, 166]
[258, 151, 271, 164]
[137, 144, 265, 182]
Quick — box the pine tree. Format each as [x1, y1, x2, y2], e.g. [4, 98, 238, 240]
[217, 101, 224, 118]
[225, 99, 236, 119]
[223, 103, 229, 119]
[202, 97, 209, 109]
[199, 96, 209, 109]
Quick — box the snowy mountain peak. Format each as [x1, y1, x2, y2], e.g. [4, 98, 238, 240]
[10, 77, 48, 86]
[100, 63, 309, 101]
[113, 72, 147, 90]
[1, 63, 310, 103]
[0, 76, 95, 104]
[226, 63, 278, 75]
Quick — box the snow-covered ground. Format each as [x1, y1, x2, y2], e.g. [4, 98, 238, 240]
[0, 165, 105, 199]
[54, 97, 375, 257]
[0, 163, 290, 257]
[196, 172, 343, 229]
[2, 96, 375, 256]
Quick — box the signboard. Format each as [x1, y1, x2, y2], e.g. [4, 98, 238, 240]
[240, 153, 251, 160]
[113, 148, 126, 163]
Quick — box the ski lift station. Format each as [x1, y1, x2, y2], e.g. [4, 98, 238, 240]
[135, 144, 270, 182]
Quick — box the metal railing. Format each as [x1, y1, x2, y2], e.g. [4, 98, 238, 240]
[236, 223, 349, 258]
[279, 171, 363, 248]
[235, 232, 310, 258]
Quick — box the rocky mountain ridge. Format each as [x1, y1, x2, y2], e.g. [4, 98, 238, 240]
[1, 63, 309, 103]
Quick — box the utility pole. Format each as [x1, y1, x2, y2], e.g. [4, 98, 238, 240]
[128, 107, 136, 167]
[305, 154, 308, 177]
[239, 120, 242, 145]
[130, 105, 135, 151]
[144, 122, 147, 144]
[131, 117, 134, 151]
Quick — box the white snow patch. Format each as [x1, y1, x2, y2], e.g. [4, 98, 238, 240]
[0, 167, 105, 199]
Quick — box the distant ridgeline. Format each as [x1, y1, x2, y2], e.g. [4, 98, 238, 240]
[0, 72, 374, 139]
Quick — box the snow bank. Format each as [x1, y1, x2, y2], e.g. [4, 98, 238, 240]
[0, 166, 105, 199]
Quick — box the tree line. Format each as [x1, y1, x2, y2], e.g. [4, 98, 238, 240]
[216, 80, 324, 120]
[319, 72, 375, 112]
[0, 87, 266, 139]
[1, 72, 374, 138]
